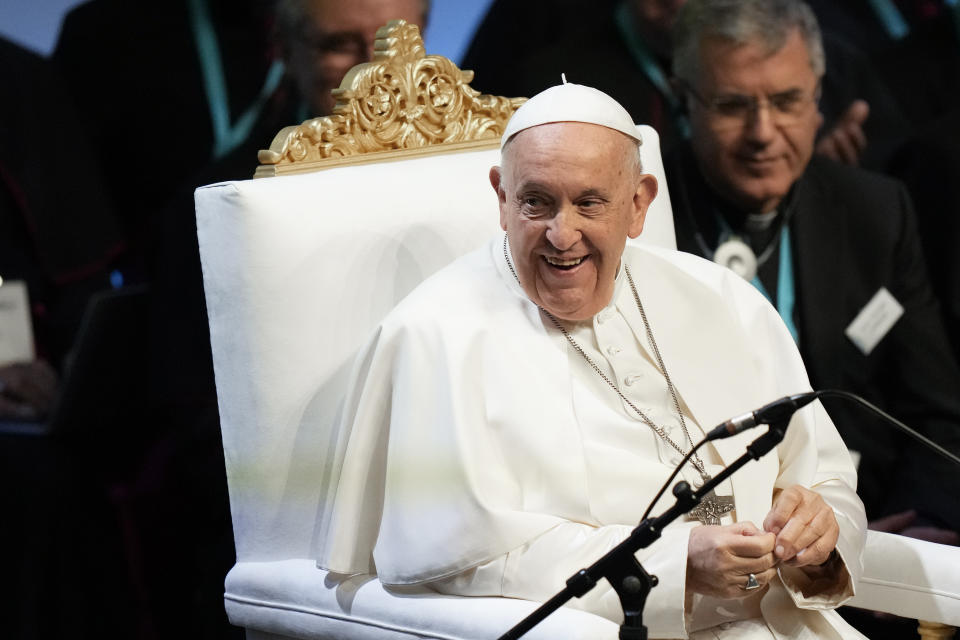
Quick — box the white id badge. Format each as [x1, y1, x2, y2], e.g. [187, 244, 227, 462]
[0, 279, 35, 366]
[844, 287, 904, 356]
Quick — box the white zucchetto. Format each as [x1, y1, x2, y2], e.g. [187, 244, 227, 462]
[501, 82, 642, 149]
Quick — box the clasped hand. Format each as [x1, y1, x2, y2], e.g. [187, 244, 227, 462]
[686, 485, 839, 598]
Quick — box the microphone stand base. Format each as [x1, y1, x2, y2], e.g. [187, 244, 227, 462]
[619, 626, 648, 640]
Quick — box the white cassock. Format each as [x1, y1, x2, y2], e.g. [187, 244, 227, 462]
[318, 235, 868, 639]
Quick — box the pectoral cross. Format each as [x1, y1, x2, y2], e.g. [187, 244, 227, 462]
[688, 489, 735, 525]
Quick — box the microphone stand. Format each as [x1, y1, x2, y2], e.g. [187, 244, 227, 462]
[498, 419, 790, 640]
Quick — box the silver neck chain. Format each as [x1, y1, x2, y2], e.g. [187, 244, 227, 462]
[503, 236, 709, 480]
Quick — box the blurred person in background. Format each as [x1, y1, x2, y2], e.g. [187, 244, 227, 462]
[277, 0, 428, 117]
[0, 36, 122, 421]
[28, 1, 430, 637]
[462, 0, 909, 169]
[0, 34, 132, 640]
[664, 13, 960, 638]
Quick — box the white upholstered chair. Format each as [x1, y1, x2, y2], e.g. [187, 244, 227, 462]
[195, 21, 959, 640]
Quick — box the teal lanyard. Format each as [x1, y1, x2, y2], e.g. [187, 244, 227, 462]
[714, 218, 799, 344]
[868, 1, 960, 50]
[749, 228, 799, 344]
[867, 0, 911, 40]
[612, 1, 689, 137]
[187, 0, 286, 160]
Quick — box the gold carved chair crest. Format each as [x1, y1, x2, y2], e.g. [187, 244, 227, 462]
[198, 19, 960, 640]
[255, 20, 526, 177]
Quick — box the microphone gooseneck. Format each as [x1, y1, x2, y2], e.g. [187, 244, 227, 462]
[501, 387, 960, 640]
[816, 389, 960, 468]
[705, 389, 960, 469]
[706, 391, 820, 441]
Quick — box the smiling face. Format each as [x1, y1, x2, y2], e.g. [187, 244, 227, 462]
[687, 28, 821, 213]
[491, 123, 658, 322]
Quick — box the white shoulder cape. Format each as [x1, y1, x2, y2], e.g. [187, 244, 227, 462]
[317, 236, 865, 601]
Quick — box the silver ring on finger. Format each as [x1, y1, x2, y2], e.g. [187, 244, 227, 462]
[743, 573, 761, 590]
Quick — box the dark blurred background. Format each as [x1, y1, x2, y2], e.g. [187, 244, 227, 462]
[1, 0, 958, 638]
[0, 2, 490, 638]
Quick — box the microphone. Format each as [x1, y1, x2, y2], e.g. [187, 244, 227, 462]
[706, 391, 820, 440]
[706, 388, 960, 467]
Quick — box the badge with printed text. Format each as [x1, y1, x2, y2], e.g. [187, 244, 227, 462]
[0, 280, 35, 366]
[844, 287, 904, 356]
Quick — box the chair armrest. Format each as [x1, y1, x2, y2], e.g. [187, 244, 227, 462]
[848, 531, 960, 625]
[224, 559, 619, 640]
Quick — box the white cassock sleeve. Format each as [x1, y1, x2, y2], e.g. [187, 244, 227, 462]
[726, 269, 865, 609]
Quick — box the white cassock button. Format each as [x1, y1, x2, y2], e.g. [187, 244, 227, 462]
[624, 374, 642, 386]
[607, 345, 621, 356]
[598, 309, 614, 324]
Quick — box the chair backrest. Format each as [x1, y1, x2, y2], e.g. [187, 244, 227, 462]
[195, 22, 676, 562]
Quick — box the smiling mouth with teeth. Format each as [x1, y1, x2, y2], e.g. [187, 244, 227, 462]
[544, 255, 586, 270]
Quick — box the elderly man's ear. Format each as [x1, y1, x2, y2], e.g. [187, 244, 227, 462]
[489, 166, 503, 198]
[490, 166, 509, 231]
[629, 174, 658, 239]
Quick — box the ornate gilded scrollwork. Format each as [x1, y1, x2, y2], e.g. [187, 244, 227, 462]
[256, 20, 525, 176]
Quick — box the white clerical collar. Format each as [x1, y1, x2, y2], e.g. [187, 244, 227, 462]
[745, 210, 778, 232]
[610, 260, 627, 309]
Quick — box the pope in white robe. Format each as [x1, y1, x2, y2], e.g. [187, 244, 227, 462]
[317, 83, 869, 639]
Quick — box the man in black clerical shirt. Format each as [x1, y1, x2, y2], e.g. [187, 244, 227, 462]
[666, 0, 960, 558]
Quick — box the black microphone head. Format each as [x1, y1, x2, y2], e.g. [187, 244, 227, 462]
[755, 391, 819, 425]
